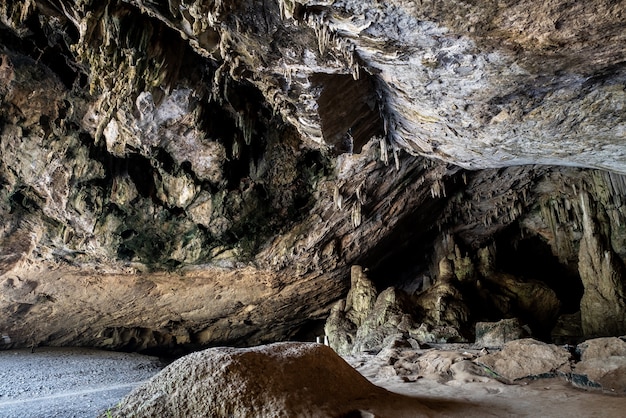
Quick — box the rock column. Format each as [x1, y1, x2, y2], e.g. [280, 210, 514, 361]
[578, 192, 626, 337]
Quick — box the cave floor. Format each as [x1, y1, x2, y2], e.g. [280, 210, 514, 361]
[346, 351, 626, 417]
[0, 348, 164, 418]
[0, 346, 625, 417]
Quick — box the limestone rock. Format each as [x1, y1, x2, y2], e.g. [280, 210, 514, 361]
[475, 318, 529, 348]
[415, 258, 470, 331]
[345, 265, 378, 328]
[1, 0, 626, 353]
[578, 193, 626, 337]
[577, 337, 626, 361]
[478, 339, 572, 381]
[409, 323, 465, 345]
[324, 299, 357, 356]
[352, 287, 417, 354]
[551, 312, 583, 345]
[572, 338, 626, 393]
[477, 247, 561, 338]
[105, 342, 434, 418]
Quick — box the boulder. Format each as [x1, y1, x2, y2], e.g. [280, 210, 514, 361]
[572, 337, 626, 393]
[577, 337, 626, 361]
[478, 339, 571, 381]
[105, 342, 406, 418]
[410, 323, 465, 345]
[475, 318, 529, 348]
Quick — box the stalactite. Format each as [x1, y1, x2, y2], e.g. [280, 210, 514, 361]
[379, 137, 389, 166]
[312, 15, 332, 56]
[351, 202, 362, 228]
[333, 185, 343, 210]
[355, 182, 366, 205]
[232, 135, 241, 160]
[430, 179, 446, 199]
[392, 146, 400, 171]
[236, 113, 254, 145]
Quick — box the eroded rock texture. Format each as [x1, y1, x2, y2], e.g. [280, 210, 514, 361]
[0, 0, 625, 353]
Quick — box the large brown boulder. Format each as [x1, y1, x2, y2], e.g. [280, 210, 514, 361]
[573, 337, 626, 393]
[104, 342, 434, 417]
[478, 339, 571, 381]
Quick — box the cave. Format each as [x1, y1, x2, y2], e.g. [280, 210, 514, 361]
[1, 0, 626, 416]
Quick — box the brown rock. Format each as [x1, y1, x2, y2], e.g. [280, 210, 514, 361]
[573, 338, 626, 393]
[478, 339, 571, 381]
[105, 342, 434, 417]
[475, 318, 529, 348]
[577, 337, 626, 361]
[345, 266, 378, 328]
[578, 193, 626, 337]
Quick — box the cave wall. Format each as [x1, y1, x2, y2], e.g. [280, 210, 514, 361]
[0, 0, 625, 352]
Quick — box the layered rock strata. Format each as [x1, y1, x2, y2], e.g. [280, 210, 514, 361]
[0, 1, 625, 352]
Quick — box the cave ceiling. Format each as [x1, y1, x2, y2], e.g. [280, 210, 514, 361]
[0, 0, 625, 352]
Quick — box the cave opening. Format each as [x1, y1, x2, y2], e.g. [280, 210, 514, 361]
[363, 197, 448, 293]
[0, 15, 79, 89]
[310, 72, 383, 155]
[494, 223, 584, 315]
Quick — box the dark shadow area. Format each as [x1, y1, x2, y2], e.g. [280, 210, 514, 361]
[310, 73, 383, 155]
[495, 224, 584, 315]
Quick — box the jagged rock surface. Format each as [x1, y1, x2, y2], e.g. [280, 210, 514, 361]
[0, 1, 625, 352]
[478, 338, 572, 381]
[475, 318, 529, 348]
[573, 337, 626, 393]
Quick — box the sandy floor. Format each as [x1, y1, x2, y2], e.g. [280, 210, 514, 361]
[0, 348, 163, 418]
[1, 346, 626, 417]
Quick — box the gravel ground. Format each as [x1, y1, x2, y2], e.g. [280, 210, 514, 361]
[0, 347, 164, 417]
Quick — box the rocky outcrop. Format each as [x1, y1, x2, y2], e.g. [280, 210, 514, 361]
[0, 1, 625, 352]
[478, 339, 572, 381]
[325, 264, 470, 355]
[475, 318, 529, 348]
[104, 342, 435, 417]
[578, 193, 626, 337]
[573, 337, 626, 393]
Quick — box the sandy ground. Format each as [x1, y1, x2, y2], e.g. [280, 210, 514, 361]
[1, 345, 626, 417]
[0, 348, 164, 417]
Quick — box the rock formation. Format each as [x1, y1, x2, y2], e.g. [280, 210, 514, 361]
[103, 342, 435, 417]
[0, 0, 625, 352]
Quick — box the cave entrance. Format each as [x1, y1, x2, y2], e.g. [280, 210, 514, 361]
[310, 73, 383, 155]
[494, 225, 584, 316]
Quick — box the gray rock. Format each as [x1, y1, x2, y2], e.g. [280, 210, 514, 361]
[475, 318, 529, 348]
[578, 193, 626, 337]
